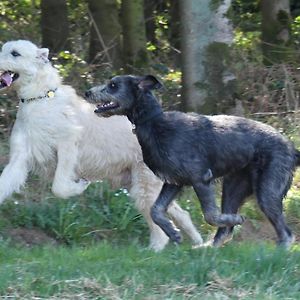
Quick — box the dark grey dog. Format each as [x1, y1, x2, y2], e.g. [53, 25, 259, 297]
[85, 75, 300, 248]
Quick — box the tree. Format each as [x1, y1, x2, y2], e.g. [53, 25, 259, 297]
[144, 0, 157, 45]
[167, 0, 181, 65]
[180, 0, 236, 114]
[121, 0, 149, 71]
[40, 0, 70, 53]
[261, 0, 292, 65]
[87, 0, 122, 69]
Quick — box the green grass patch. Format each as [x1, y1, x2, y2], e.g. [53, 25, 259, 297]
[0, 242, 300, 299]
[0, 182, 149, 246]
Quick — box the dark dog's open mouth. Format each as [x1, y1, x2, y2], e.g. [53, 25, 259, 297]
[0, 71, 19, 89]
[94, 100, 120, 114]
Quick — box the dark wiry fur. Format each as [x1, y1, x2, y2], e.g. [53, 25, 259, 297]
[85, 75, 300, 247]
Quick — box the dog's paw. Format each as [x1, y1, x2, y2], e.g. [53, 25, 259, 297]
[170, 228, 182, 244]
[236, 214, 246, 225]
[212, 233, 233, 247]
[225, 213, 246, 226]
[191, 233, 204, 246]
[277, 234, 295, 249]
[52, 178, 90, 198]
[205, 213, 246, 227]
[192, 240, 212, 249]
[73, 178, 91, 194]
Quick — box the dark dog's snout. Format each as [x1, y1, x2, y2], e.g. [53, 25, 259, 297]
[85, 90, 92, 99]
[85, 86, 106, 100]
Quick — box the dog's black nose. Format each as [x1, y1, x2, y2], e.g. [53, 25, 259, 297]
[85, 90, 92, 98]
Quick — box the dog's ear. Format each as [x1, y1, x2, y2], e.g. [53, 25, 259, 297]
[36, 48, 49, 63]
[137, 75, 163, 91]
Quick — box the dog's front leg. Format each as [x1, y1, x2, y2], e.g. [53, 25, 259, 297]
[0, 130, 31, 204]
[52, 140, 90, 198]
[193, 182, 245, 227]
[150, 183, 183, 244]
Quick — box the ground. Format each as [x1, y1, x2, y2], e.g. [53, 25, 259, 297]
[4, 218, 299, 248]
[4, 227, 57, 247]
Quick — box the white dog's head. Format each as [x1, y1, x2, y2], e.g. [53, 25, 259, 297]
[0, 40, 50, 91]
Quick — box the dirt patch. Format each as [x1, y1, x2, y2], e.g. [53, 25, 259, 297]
[234, 218, 300, 243]
[234, 219, 276, 242]
[4, 227, 58, 247]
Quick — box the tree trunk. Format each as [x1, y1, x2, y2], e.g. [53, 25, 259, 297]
[180, 0, 235, 114]
[87, 0, 122, 69]
[121, 0, 149, 72]
[144, 0, 157, 45]
[40, 0, 70, 53]
[261, 0, 291, 65]
[169, 0, 180, 51]
[169, 0, 181, 65]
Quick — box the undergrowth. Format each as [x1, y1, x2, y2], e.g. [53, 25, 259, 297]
[0, 182, 148, 246]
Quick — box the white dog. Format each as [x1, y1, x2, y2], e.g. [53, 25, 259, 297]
[0, 40, 203, 251]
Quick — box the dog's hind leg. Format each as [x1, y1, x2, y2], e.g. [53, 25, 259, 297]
[193, 181, 245, 228]
[52, 140, 90, 198]
[213, 170, 253, 247]
[254, 160, 295, 248]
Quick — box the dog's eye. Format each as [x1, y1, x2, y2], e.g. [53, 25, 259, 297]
[11, 50, 21, 57]
[108, 82, 117, 89]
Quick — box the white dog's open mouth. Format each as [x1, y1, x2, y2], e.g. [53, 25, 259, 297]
[94, 101, 120, 114]
[0, 71, 19, 89]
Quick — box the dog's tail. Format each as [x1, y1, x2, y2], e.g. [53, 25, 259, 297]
[296, 150, 300, 166]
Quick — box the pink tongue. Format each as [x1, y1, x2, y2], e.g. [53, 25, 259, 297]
[0, 73, 13, 86]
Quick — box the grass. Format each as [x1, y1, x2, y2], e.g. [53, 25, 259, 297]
[0, 241, 300, 299]
[0, 181, 149, 246]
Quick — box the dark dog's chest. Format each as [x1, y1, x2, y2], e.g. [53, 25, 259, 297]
[140, 143, 200, 185]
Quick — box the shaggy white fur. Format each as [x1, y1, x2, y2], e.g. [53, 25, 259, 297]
[0, 40, 203, 251]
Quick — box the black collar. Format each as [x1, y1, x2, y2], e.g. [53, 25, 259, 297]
[131, 107, 163, 134]
[20, 88, 58, 103]
[134, 108, 163, 126]
[129, 91, 163, 133]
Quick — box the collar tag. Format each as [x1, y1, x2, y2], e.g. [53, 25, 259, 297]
[47, 90, 55, 98]
[132, 124, 136, 135]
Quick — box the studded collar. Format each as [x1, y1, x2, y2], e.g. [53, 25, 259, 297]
[20, 88, 58, 103]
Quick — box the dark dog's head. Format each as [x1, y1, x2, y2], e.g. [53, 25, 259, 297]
[85, 75, 162, 117]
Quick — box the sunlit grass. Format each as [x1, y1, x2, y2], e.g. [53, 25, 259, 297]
[0, 242, 300, 298]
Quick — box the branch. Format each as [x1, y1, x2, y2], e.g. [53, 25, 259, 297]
[87, 7, 112, 64]
[250, 110, 300, 117]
